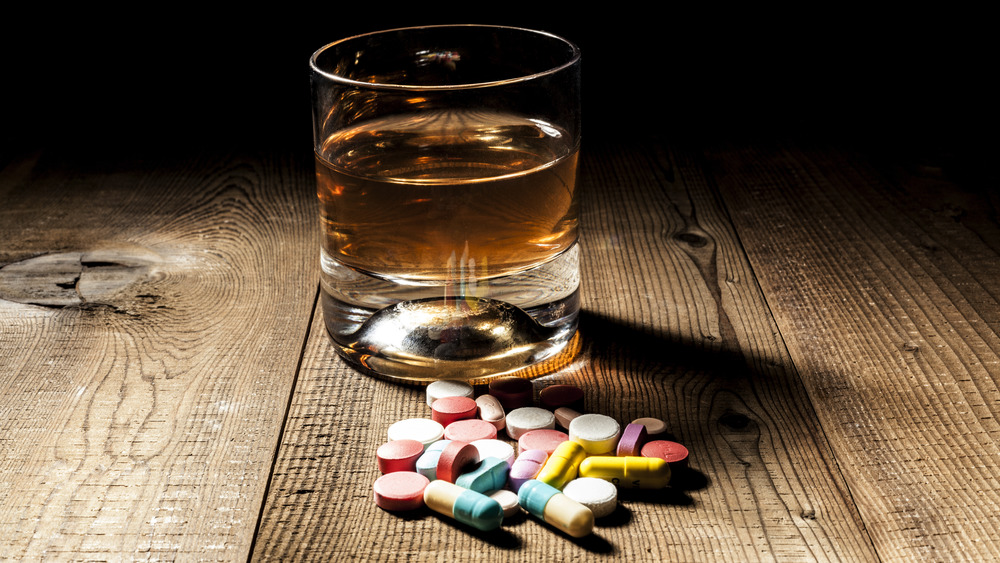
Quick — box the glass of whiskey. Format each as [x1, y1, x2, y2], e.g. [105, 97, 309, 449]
[310, 25, 582, 384]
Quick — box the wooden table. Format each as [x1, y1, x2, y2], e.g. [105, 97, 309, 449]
[4, 131, 997, 561]
[3, 14, 997, 562]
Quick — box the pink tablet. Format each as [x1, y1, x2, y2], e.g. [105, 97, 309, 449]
[376, 439, 425, 474]
[373, 471, 430, 511]
[444, 418, 498, 443]
[431, 396, 478, 427]
[518, 428, 569, 455]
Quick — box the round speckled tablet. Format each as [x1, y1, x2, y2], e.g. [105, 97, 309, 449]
[387, 418, 445, 448]
[488, 377, 534, 411]
[436, 441, 480, 483]
[505, 407, 556, 440]
[518, 428, 569, 455]
[489, 489, 522, 518]
[443, 418, 498, 442]
[616, 423, 648, 457]
[376, 439, 425, 474]
[538, 384, 585, 411]
[426, 379, 474, 407]
[562, 477, 618, 518]
[641, 440, 689, 469]
[631, 417, 668, 438]
[431, 396, 479, 426]
[568, 413, 621, 455]
[471, 439, 516, 467]
[373, 471, 430, 511]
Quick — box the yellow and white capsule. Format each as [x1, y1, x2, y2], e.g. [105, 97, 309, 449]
[578, 455, 671, 489]
[518, 479, 594, 538]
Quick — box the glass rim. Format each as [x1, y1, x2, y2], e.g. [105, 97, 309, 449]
[310, 24, 581, 91]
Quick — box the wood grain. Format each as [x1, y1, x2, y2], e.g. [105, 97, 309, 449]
[6, 134, 996, 561]
[251, 140, 877, 561]
[709, 141, 1000, 561]
[0, 147, 317, 560]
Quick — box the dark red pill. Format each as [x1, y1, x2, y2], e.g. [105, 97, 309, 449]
[538, 384, 585, 411]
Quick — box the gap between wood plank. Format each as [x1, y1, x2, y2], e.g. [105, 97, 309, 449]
[247, 281, 321, 560]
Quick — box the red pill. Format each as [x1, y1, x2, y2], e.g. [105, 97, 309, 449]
[640, 440, 689, 469]
[538, 384, 585, 411]
[488, 377, 534, 411]
[431, 396, 478, 426]
[376, 439, 425, 474]
[373, 471, 429, 511]
[437, 441, 481, 483]
[444, 418, 498, 443]
[518, 428, 569, 455]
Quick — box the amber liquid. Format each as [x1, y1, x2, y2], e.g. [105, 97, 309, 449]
[316, 109, 579, 282]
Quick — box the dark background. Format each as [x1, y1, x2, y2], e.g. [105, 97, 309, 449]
[3, 7, 993, 158]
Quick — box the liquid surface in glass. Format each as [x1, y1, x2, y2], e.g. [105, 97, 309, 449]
[316, 109, 579, 282]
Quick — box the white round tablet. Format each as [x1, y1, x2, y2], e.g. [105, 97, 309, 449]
[426, 379, 475, 407]
[505, 407, 556, 440]
[562, 477, 618, 518]
[470, 439, 516, 467]
[387, 418, 445, 448]
[488, 489, 521, 518]
[568, 413, 621, 454]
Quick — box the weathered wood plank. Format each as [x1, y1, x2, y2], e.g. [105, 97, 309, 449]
[709, 141, 1000, 561]
[0, 147, 317, 560]
[252, 140, 877, 561]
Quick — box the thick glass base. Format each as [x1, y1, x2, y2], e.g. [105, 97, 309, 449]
[320, 244, 581, 384]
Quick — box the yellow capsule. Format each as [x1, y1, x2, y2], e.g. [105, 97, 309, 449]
[578, 456, 671, 489]
[536, 440, 587, 490]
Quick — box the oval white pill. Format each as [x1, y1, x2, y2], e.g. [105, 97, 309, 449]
[488, 489, 521, 518]
[475, 394, 506, 430]
[506, 407, 556, 440]
[387, 418, 445, 448]
[569, 413, 621, 455]
[470, 439, 516, 467]
[426, 379, 475, 407]
[562, 477, 618, 518]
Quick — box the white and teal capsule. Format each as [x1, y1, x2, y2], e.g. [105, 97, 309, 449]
[423, 480, 504, 531]
[517, 479, 594, 537]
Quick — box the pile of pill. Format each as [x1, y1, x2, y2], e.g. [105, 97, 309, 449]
[371, 377, 690, 538]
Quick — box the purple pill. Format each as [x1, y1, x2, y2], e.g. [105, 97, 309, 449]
[508, 449, 549, 492]
[616, 423, 648, 457]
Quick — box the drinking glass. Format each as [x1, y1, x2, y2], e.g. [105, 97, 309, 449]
[310, 24, 582, 383]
